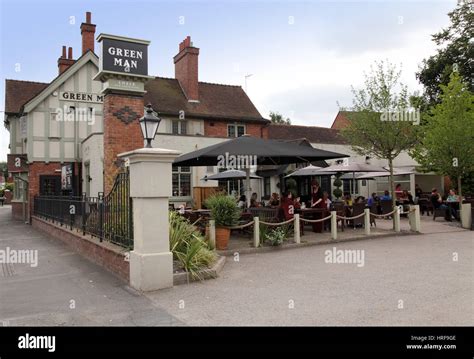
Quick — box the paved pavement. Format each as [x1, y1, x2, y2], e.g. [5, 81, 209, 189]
[0, 205, 182, 326]
[145, 219, 473, 326]
[1, 204, 472, 326]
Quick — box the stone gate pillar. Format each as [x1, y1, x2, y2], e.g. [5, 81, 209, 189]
[119, 148, 181, 291]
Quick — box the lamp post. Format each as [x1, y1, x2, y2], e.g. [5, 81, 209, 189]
[139, 103, 161, 148]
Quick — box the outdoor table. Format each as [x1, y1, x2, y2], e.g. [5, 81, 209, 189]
[297, 208, 329, 234]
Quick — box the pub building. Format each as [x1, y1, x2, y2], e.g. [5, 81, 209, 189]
[4, 12, 443, 222]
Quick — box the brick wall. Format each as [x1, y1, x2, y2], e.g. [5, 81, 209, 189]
[28, 162, 62, 217]
[11, 202, 23, 220]
[32, 216, 129, 283]
[204, 120, 268, 138]
[103, 93, 144, 194]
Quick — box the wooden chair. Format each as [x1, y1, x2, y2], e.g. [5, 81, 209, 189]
[248, 207, 280, 223]
[433, 207, 448, 221]
[351, 203, 365, 228]
[380, 200, 393, 218]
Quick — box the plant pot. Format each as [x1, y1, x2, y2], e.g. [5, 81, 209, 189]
[215, 226, 230, 250]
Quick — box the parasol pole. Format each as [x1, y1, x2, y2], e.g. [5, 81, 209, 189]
[246, 167, 251, 208]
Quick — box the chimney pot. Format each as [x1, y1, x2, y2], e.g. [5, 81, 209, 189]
[80, 11, 96, 54]
[68, 47, 73, 59]
[62, 46, 67, 58]
[174, 36, 199, 101]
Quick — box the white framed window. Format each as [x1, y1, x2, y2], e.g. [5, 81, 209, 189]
[172, 120, 187, 135]
[49, 112, 60, 138]
[227, 124, 245, 138]
[172, 166, 191, 197]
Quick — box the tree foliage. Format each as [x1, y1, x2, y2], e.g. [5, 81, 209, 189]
[269, 111, 291, 125]
[340, 61, 420, 208]
[411, 72, 474, 196]
[416, 1, 474, 105]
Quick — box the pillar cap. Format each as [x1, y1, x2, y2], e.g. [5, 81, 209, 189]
[118, 147, 181, 163]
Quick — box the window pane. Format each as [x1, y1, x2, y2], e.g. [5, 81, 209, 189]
[237, 125, 245, 137]
[180, 121, 187, 135]
[172, 121, 179, 134]
[172, 174, 179, 196]
[228, 125, 235, 138]
[180, 174, 191, 196]
[180, 166, 190, 173]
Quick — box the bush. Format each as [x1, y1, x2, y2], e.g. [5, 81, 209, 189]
[204, 194, 241, 227]
[4, 183, 14, 192]
[333, 188, 343, 199]
[169, 211, 217, 280]
[265, 227, 286, 246]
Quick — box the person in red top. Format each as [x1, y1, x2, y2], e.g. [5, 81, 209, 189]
[280, 191, 296, 220]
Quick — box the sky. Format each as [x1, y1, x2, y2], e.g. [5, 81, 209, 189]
[0, 0, 457, 162]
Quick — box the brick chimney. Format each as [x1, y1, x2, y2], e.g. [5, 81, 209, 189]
[174, 36, 199, 101]
[80, 11, 96, 54]
[58, 46, 75, 74]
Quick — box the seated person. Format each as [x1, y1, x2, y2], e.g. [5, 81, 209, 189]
[395, 184, 403, 199]
[249, 193, 260, 208]
[354, 196, 365, 204]
[280, 191, 295, 220]
[237, 195, 246, 209]
[269, 192, 280, 206]
[446, 189, 460, 203]
[415, 184, 423, 199]
[320, 191, 332, 210]
[380, 190, 392, 201]
[343, 193, 353, 206]
[401, 190, 414, 204]
[293, 196, 302, 209]
[430, 188, 456, 221]
[367, 193, 379, 207]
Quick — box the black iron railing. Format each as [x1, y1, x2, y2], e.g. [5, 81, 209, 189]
[33, 171, 133, 249]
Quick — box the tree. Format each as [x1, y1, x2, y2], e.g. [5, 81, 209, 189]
[340, 61, 420, 210]
[416, 1, 473, 105]
[411, 72, 474, 197]
[269, 111, 291, 125]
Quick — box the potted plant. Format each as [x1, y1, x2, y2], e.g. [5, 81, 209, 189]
[333, 176, 343, 202]
[204, 194, 241, 250]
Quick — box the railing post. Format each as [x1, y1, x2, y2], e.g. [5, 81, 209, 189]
[98, 192, 104, 241]
[394, 206, 401, 232]
[409, 205, 421, 232]
[253, 216, 260, 248]
[294, 214, 300, 244]
[331, 210, 337, 240]
[364, 208, 370, 235]
[209, 219, 216, 249]
[81, 193, 86, 235]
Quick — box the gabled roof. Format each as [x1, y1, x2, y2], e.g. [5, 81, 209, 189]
[4, 51, 99, 115]
[268, 124, 347, 145]
[23, 51, 99, 113]
[5, 80, 49, 115]
[331, 110, 358, 129]
[144, 77, 268, 122]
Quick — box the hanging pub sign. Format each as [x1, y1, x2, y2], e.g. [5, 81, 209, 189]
[61, 163, 73, 191]
[97, 34, 150, 77]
